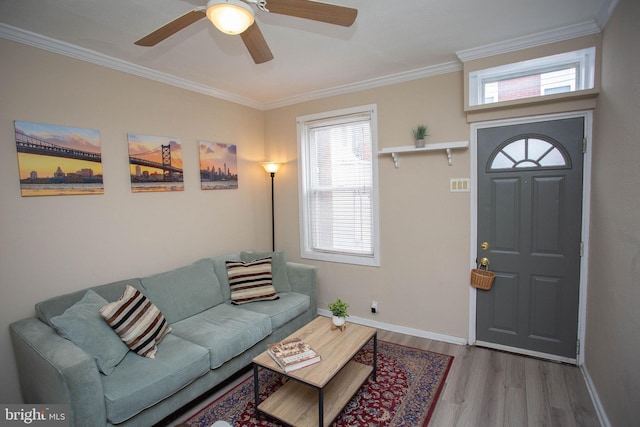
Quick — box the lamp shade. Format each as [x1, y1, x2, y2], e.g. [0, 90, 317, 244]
[206, 0, 255, 35]
[261, 162, 282, 174]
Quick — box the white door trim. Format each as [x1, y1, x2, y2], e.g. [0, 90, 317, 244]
[468, 110, 592, 366]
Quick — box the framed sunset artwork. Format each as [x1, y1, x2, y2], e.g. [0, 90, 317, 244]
[128, 133, 183, 193]
[14, 120, 104, 197]
[198, 141, 238, 190]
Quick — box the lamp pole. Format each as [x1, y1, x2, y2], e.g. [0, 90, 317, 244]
[261, 162, 281, 252]
[269, 171, 275, 251]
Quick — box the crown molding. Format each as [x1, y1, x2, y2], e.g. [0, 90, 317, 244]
[595, 0, 619, 29]
[0, 23, 263, 110]
[0, 21, 461, 111]
[2, 5, 617, 112]
[455, 20, 601, 63]
[263, 61, 463, 110]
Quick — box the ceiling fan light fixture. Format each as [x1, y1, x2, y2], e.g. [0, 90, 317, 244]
[206, 0, 255, 35]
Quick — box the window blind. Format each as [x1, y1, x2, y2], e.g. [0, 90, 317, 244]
[306, 113, 374, 257]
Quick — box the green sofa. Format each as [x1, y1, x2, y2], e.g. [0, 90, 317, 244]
[10, 251, 317, 427]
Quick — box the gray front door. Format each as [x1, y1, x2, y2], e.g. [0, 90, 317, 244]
[476, 117, 584, 359]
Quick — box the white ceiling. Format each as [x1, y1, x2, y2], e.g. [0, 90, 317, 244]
[0, 0, 615, 109]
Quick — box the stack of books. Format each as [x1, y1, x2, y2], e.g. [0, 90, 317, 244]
[267, 338, 321, 373]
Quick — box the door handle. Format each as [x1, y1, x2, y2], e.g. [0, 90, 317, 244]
[480, 257, 490, 267]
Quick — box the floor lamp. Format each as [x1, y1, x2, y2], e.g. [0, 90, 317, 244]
[261, 162, 282, 251]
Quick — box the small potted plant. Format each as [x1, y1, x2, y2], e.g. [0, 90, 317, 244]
[328, 298, 349, 330]
[412, 124, 428, 148]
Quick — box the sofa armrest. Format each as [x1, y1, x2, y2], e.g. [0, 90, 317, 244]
[286, 262, 317, 317]
[10, 317, 106, 427]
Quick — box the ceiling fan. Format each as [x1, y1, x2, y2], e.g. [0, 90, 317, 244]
[135, 0, 358, 64]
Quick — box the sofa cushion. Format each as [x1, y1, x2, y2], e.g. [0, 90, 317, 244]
[171, 304, 272, 368]
[241, 250, 292, 293]
[50, 290, 129, 375]
[210, 253, 241, 301]
[102, 334, 209, 424]
[226, 258, 278, 304]
[100, 285, 171, 359]
[36, 278, 144, 326]
[237, 292, 310, 329]
[141, 258, 224, 323]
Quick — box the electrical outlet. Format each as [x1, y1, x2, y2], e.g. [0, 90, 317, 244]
[371, 300, 378, 314]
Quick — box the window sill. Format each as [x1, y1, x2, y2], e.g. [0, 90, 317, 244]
[465, 88, 599, 113]
[301, 250, 380, 267]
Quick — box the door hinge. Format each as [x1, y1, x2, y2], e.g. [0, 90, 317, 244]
[576, 339, 581, 355]
[583, 138, 587, 153]
[580, 241, 584, 257]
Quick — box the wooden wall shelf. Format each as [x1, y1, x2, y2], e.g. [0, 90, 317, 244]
[378, 141, 469, 168]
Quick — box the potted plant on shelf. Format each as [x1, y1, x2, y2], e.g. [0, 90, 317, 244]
[412, 124, 428, 148]
[328, 298, 349, 331]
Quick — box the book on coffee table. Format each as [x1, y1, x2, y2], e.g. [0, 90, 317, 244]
[267, 338, 321, 372]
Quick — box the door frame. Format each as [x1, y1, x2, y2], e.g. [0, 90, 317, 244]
[468, 110, 593, 365]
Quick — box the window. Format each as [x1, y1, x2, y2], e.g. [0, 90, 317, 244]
[297, 104, 380, 266]
[489, 135, 569, 171]
[469, 47, 596, 106]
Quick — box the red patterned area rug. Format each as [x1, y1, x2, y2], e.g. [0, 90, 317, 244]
[183, 340, 453, 427]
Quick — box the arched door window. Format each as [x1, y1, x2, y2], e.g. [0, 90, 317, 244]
[488, 134, 570, 171]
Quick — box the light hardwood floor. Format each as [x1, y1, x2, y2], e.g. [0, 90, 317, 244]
[170, 329, 601, 427]
[377, 330, 601, 427]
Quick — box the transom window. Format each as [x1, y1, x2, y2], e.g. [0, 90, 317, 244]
[469, 47, 596, 106]
[489, 136, 569, 171]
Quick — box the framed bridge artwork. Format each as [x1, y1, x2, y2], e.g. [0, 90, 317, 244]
[127, 133, 184, 193]
[14, 120, 104, 197]
[198, 141, 238, 190]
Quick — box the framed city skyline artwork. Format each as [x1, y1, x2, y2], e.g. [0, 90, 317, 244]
[198, 141, 238, 190]
[14, 120, 104, 197]
[128, 133, 183, 193]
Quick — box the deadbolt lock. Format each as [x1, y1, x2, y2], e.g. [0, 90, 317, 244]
[481, 241, 489, 250]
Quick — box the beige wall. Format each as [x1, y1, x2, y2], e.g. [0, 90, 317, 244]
[0, 38, 269, 402]
[587, 0, 640, 424]
[265, 72, 472, 340]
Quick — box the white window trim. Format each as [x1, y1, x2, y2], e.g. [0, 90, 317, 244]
[297, 104, 380, 267]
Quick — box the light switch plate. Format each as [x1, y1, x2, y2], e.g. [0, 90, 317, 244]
[450, 178, 470, 192]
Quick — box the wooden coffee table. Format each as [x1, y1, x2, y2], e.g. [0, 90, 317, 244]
[252, 316, 377, 427]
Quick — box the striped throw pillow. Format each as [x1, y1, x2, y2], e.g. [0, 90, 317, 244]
[100, 285, 171, 359]
[226, 258, 279, 304]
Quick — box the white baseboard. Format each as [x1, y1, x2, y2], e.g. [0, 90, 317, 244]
[317, 309, 468, 346]
[580, 365, 611, 427]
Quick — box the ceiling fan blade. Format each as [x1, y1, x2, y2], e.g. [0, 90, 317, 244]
[240, 22, 274, 64]
[135, 9, 206, 46]
[266, 0, 357, 27]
